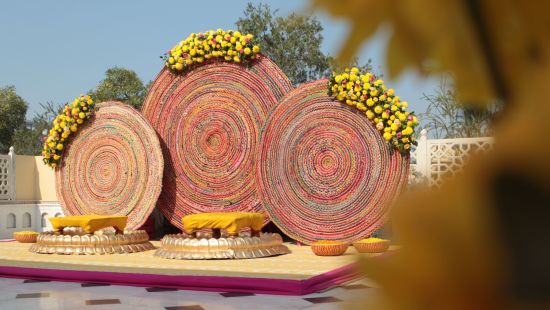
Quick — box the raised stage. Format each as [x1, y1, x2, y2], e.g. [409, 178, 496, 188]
[0, 240, 391, 295]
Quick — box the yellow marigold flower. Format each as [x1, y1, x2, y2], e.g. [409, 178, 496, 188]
[61, 132, 69, 139]
[56, 144, 63, 151]
[387, 89, 395, 96]
[390, 123, 398, 131]
[334, 75, 343, 83]
[399, 113, 407, 122]
[402, 137, 410, 143]
[53, 155, 60, 160]
[402, 101, 408, 109]
[382, 112, 389, 119]
[177, 57, 184, 64]
[175, 63, 184, 70]
[244, 47, 251, 55]
[350, 67, 359, 74]
[168, 57, 175, 64]
[383, 132, 392, 141]
[366, 110, 374, 119]
[252, 45, 260, 53]
[374, 105, 382, 114]
[357, 103, 366, 111]
[77, 119, 83, 124]
[233, 56, 241, 62]
[366, 98, 374, 106]
[404, 143, 411, 150]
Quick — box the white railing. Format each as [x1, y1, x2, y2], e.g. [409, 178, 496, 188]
[411, 129, 494, 187]
[0, 147, 16, 200]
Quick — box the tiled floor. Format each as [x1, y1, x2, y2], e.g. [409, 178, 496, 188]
[0, 277, 379, 309]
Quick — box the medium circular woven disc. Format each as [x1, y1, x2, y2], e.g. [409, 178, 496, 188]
[258, 80, 410, 244]
[141, 55, 292, 230]
[55, 101, 164, 230]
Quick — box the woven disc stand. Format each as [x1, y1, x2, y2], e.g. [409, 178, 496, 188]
[141, 55, 292, 230]
[55, 101, 164, 230]
[257, 80, 410, 244]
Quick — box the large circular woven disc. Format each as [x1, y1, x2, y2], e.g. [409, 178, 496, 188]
[55, 101, 164, 230]
[258, 80, 410, 244]
[141, 55, 292, 230]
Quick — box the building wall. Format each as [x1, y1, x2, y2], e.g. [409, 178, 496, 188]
[15, 155, 57, 202]
[0, 202, 63, 239]
[15, 155, 36, 200]
[34, 156, 57, 201]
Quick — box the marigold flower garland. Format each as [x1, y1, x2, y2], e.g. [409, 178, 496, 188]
[161, 29, 261, 73]
[328, 68, 419, 153]
[42, 95, 95, 168]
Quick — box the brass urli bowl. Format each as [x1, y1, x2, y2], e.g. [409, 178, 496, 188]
[154, 232, 290, 260]
[29, 229, 154, 255]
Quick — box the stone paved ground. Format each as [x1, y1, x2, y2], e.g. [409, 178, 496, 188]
[0, 277, 381, 309]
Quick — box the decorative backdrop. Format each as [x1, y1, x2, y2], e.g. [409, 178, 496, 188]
[142, 55, 292, 230]
[257, 80, 410, 244]
[55, 101, 164, 230]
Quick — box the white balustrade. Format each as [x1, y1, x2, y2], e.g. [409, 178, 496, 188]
[0, 147, 16, 200]
[410, 129, 494, 187]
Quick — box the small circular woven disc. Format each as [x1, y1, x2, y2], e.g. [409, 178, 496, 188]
[141, 55, 292, 230]
[55, 101, 164, 230]
[257, 80, 410, 244]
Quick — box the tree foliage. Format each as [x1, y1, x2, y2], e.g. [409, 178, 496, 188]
[420, 76, 502, 138]
[90, 67, 147, 109]
[0, 86, 28, 153]
[236, 3, 371, 86]
[13, 102, 63, 155]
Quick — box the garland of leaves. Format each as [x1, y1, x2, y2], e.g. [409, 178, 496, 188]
[42, 95, 95, 168]
[328, 68, 419, 153]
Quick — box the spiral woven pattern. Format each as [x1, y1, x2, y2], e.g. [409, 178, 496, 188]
[258, 80, 410, 244]
[142, 56, 292, 230]
[55, 101, 164, 230]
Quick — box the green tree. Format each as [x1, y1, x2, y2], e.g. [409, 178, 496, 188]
[0, 86, 28, 153]
[236, 3, 372, 86]
[91, 67, 147, 109]
[420, 76, 502, 138]
[13, 102, 63, 155]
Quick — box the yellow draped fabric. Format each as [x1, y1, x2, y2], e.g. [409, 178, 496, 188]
[49, 215, 127, 233]
[182, 212, 264, 235]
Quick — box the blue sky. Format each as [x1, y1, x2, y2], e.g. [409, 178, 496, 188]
[0, 0, 439, 119]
